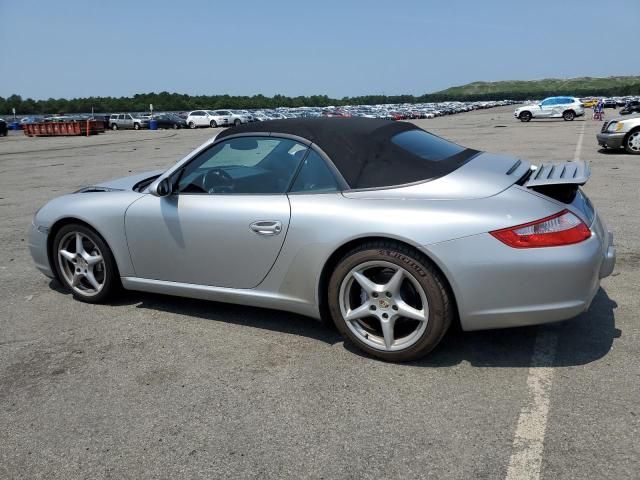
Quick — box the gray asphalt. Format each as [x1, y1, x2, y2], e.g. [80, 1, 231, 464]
[0, 107, 637, 479]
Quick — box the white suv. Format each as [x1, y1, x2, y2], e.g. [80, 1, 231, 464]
[185, 110, 229, 128]
[211, 110, 250, 127]
[514, 97, 584, 122]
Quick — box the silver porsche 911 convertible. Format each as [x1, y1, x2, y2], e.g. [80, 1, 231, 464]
[29, 118, 615, 361]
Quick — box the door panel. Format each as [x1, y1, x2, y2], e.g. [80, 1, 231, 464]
[125, 194, 291, 288]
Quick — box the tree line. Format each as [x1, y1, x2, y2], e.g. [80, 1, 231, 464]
[1, 84, 639, 115]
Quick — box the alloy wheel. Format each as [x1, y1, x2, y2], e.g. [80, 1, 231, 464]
[338, 260, 429, 352]
[627, 131, 640, 153]
[57, 232, 106, 297]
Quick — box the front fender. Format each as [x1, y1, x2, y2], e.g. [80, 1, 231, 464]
[34, 191, 145, 277]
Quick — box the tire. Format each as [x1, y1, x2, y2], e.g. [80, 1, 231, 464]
[519, 111, 532, 122]
[173, 123, 179, 129]
[234, 119, 241, 126]
[134, 123, 140, 130]
[328, 241, 453, 362]
[189, 121, 196, 129]
[52, 224, 120, 303]
[624, 129, 640, 155]
[210, 120, 218, 128]
[111, 123, 118, 130]
[563, 110, 575, 121]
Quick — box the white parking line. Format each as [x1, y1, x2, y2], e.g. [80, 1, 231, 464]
[505, 122, 586, 480]
[573, 122, 586, 161]
[505, 330, 558, 480]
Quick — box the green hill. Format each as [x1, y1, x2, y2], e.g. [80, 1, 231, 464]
[432, 76, 640, 100]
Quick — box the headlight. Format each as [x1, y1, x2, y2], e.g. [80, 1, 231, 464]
[607, 121, 618, 132]
[615, 122, 625, 132]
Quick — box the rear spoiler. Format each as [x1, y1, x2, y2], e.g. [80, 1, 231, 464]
[525, 160, 590, 187]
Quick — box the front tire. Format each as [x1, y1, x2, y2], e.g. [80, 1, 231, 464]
[563, 110, 575, 121]
[519, 111, 532, 122]
[625, 129, 640, 155]
[210, 120, 218, 128]
[111, 123, 118, 130]
[52, 224, 119, 303]
[328, 241, 453, 362]
[134, 123, 140, 130]
[189, 121, 196, 129]
[234, 119, 241, 126]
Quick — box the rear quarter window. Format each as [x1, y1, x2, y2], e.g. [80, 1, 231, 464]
[391, 129, 465, 161]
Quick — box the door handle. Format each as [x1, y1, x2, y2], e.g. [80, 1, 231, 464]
[250, 221, 282, 236]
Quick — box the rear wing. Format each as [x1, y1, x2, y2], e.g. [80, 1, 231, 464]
[525, 160, 590, 187]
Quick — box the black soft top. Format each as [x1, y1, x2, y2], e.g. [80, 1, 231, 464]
[216, 117, 477, 189]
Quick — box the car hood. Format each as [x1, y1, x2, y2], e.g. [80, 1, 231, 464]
[91, 169, 165, 191]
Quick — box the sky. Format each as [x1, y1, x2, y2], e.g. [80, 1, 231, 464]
[1, 0, 638, 100]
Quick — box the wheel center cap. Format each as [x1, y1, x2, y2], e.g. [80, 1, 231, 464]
[378, 299, 390, 309]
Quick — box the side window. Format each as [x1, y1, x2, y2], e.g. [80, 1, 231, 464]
[176, 137, 308, 195]
[290, 150, 339, 193]
[540, 99, 551, 106]
[119, 114, 126, 120]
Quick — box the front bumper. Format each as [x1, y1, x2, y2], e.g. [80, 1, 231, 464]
[28, 222, 55, 278]
[426, 214, 615, 331]
[596, 132, 626, 149]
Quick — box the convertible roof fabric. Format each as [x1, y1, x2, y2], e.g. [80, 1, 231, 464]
[216, 117, 478, 189]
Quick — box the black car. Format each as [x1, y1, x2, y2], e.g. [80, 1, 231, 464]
[619, 100, 640, 116]
[0, 118, 8, 136]
[154, 113, 187, 129]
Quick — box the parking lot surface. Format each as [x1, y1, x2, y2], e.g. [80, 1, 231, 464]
[1, 107, 638, 479]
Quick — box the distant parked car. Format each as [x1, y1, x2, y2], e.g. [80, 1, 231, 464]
[514, 97, 585, 122]
[109, 113, 149, 130]
[153, 113, 187, 129]
[619, 100, 640, 116]
[211, 110, 250, 126]
[185, 110, 228, 128]
[0, 118, 7, 136]
[580, 98, 598, 108]
[603, 98, 618, 109]
[597, 115, 640, 154]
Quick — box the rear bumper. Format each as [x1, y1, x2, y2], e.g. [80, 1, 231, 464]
[425, 214, 615, 331]
[596, 132, 625, 149]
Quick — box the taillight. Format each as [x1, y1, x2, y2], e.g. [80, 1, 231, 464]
[490, 210, 591, 248]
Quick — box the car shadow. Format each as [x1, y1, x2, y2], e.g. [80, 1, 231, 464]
[49, 281, 619, 368]
[597, 147, 629, 155]
[355, 288, 619, 368]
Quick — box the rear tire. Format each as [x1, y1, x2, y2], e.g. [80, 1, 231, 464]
[173, 123, 178, 129]
[519, 111, 532, 122]
[563, 110, 575, 121]
[52, 224, 120, 304]
[234, 119, 241, 126]
[624, 129, 640, 155]
[328, 241, 453, 362]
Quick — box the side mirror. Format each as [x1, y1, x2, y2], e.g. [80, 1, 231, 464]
[149, 177, 173, 197]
